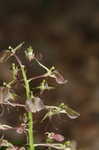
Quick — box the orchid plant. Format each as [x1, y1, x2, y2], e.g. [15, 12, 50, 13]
[0, 43, 80, 150]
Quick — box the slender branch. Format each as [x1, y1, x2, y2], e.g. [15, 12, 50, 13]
[34, 143, 65, 150]
[35, 58, 49, 72]
[28, 74, 46, 82]
[11, 42, 24, 53]
[1, 102, 25, 107]
[45, 105, 59, 109]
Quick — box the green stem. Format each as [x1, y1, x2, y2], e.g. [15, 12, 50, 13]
[21, 65, 35, 150]
[14, 54, 35, 150]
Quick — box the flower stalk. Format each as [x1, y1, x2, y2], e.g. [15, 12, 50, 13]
[14, 53, 35, 150]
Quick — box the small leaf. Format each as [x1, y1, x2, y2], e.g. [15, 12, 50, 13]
[65, 106, 80, 119]
[51, 70, 67, 84]
[60, 103, 80, 119]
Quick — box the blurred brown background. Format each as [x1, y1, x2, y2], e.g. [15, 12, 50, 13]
[0, 0, 99, 150]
